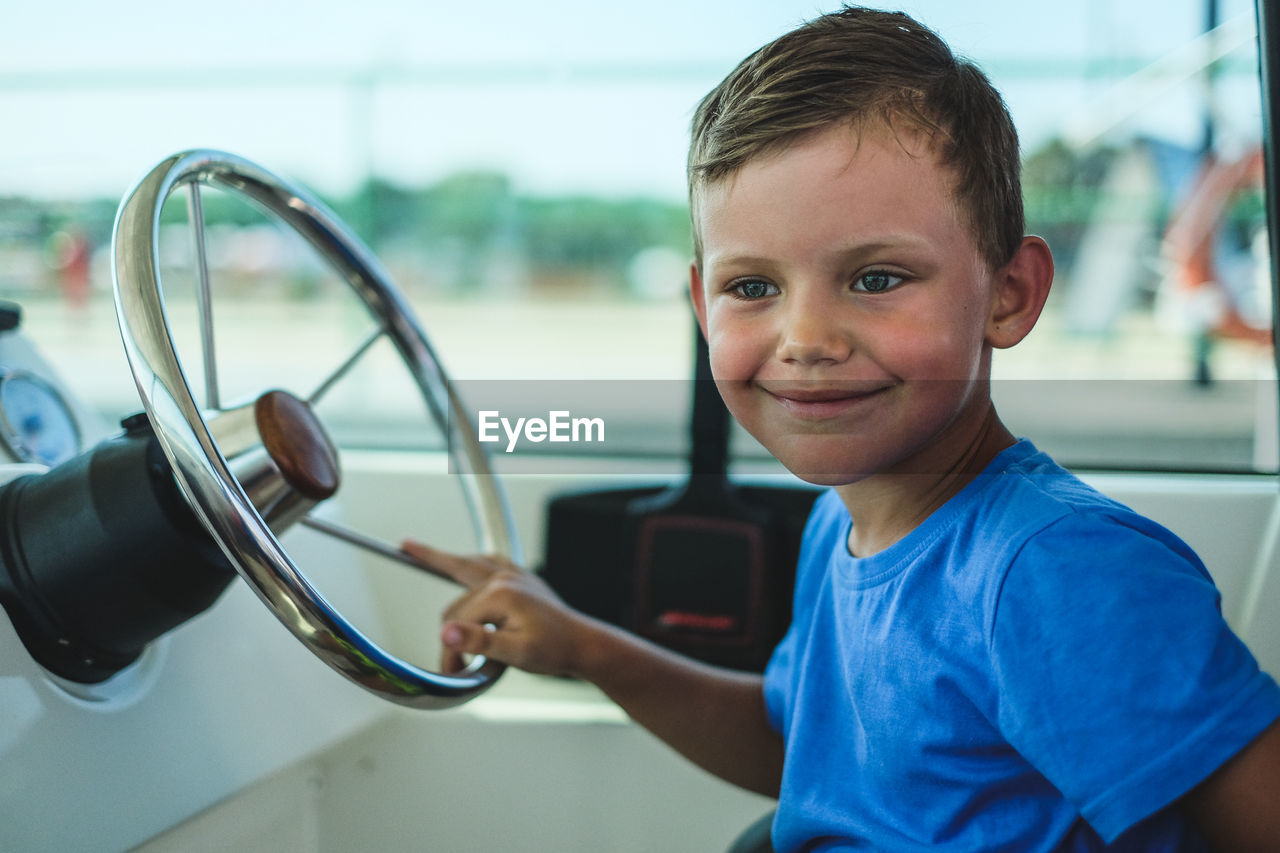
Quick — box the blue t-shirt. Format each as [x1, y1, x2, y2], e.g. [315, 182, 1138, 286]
[763, 440, 1280, 852]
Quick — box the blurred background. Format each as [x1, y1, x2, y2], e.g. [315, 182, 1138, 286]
[0, 0, 1274, 472]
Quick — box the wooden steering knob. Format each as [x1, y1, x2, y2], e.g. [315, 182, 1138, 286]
[254, 390, 340, 501]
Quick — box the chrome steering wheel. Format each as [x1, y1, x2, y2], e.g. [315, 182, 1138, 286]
[112, 150, 516, 709]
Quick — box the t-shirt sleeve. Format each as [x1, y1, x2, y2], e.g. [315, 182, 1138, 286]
[990, 510, 1280, 842]
[763, 625, 795, 734]
[763, 489, 842, 736]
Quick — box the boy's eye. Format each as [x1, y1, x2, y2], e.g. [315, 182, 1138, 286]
[730, 279, 778, 299]
[853, 270, 905, 293]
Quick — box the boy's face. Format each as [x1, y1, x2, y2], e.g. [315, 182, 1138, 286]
[690, 122, 1004, 486]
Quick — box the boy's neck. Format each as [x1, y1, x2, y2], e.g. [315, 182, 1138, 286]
[835, 401, 1015, 559]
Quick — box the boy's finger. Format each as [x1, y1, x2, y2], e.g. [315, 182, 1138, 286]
[440, 620, 504, 668]
[440, 641, 469, 674]
[400, 539, 493, 589]
[441, 586, 507, 626]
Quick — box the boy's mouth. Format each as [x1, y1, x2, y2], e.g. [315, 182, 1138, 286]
[760, 383, 893, 419]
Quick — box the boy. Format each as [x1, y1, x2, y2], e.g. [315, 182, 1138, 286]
[404, 7, 1280, 850]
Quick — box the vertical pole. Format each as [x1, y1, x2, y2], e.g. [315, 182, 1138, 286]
[1256, 0, 1280, 467]
[1195, 0, 1223, 385]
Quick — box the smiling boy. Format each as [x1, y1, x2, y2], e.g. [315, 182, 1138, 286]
[689, 118, 1039, 545]
[405, 7, 1280, 850]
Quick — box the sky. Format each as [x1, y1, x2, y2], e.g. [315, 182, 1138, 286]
[0, 0, 1263, 202]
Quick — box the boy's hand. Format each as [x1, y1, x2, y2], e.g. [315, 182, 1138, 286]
[402, 540, 784, 798]
[399, 540, 595, 678]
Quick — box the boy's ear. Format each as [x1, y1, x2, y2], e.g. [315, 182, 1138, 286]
[986, 236, 1053, 349]
[689, 261, 710, 339]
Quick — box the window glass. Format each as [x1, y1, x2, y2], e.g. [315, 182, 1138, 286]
[0, 0, 1273, 473]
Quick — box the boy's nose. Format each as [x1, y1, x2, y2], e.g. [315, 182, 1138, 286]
[776, 294, 853, 365]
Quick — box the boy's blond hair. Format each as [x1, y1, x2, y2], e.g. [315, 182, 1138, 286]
[688, 6, 1023, 272]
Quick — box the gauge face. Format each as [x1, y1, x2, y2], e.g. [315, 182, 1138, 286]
[0, 370, 82, 467]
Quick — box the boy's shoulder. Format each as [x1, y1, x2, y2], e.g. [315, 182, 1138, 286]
[981, 441, 1198, 554]
[805, 439, 1156, 546]
[801, 440, 1204, 585]
[967, 441, 1205, 575]
[974, 439, 1123, 525]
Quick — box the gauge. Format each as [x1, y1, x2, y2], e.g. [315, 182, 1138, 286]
[0, 369, 82, 467]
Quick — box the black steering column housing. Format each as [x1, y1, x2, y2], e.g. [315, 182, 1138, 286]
[0, 416, 235, 683]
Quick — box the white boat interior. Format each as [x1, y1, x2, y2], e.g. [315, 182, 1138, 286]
[2, 1, 1279, 851]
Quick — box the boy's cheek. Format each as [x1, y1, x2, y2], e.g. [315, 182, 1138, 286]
[706, 344, 757, 384]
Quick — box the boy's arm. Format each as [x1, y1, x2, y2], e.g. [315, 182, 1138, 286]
[401, 540, 785, 798]
[1179, 715, 1280, 851]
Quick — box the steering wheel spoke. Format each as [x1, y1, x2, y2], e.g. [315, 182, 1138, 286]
[300, 514, 456, 582]
[307, 324, 386, 407]
[184, 180, 221, 412]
